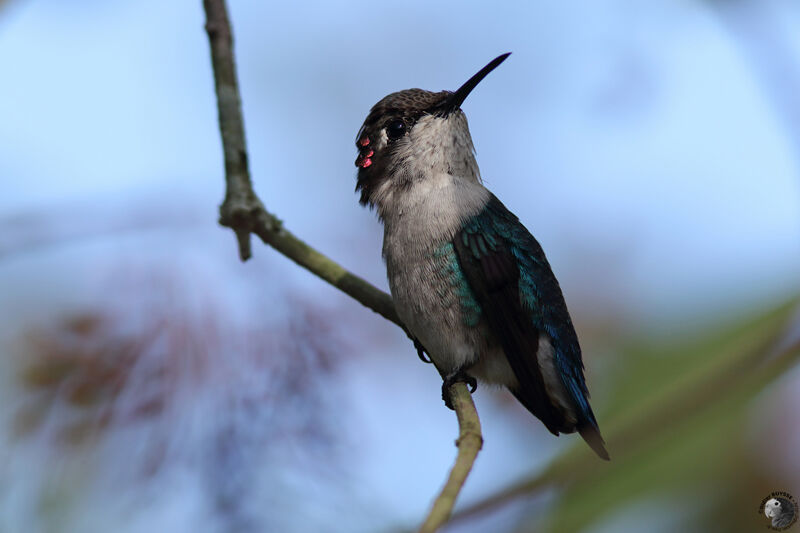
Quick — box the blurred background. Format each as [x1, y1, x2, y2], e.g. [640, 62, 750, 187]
[1, 1, 799, 532]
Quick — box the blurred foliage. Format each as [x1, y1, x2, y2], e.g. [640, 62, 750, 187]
[10, 278, 348, 464]
[3, 274, 355, 532]
[452, 297, 800, 532]
[15, 313, 156, 446]
[543, 298, 799, 532]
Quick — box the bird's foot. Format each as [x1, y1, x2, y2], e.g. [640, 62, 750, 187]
[441, 370, 477, 410]
[413, 338, 432, 364]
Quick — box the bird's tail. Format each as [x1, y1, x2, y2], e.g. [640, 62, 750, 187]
[579, 423, 610, 461]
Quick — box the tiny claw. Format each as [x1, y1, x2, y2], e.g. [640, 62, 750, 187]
[465, 376, 478, 393]
[442, 384, 454, 410]
[441, 370, 478, 410]
[413, 339, 432, 364]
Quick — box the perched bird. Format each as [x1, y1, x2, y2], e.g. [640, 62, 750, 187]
[354, 53, 608, 460]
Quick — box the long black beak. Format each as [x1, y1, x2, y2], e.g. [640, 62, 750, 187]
[438, 52, 511, 115]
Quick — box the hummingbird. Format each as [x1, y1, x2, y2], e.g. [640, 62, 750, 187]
[354, 53, 608, 460]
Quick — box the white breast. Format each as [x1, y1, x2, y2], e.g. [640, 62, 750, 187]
[376, 111, 494, 375]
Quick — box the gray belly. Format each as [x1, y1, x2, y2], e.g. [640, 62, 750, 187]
[385, 241, 515, 385]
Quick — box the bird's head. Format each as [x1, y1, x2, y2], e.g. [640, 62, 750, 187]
[354, 53, 510, 212]
[765, 498, 782, 518]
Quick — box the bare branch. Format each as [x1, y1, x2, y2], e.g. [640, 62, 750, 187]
[418, 382, 483, 533]
[201, 1, 483, 529]
[201, 0, 399, 326]
[203, 0, 256, 261]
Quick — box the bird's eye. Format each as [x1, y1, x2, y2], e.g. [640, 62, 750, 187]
[386, 119, 406, 140]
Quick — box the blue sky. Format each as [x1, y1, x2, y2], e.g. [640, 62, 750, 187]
[1, 0, 798, 328]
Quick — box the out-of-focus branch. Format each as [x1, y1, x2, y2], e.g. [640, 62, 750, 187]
[418, 383, 483, 533]
[201, 0, 399, 327]
[201, 1, 482, 529]
[449, 316, 800, 524]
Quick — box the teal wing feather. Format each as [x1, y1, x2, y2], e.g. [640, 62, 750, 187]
[453, 194, 607, 458]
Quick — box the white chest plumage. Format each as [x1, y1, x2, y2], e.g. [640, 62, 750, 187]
[380, 171, 498, 377]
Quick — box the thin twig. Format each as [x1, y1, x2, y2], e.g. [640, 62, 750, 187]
[201, 0, 399, 326]
[202, 0, 256, 261]
[418, 382, 483, 533]
[201, 1, 483, 530]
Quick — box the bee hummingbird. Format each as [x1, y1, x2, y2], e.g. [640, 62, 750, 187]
[354, 53, 608, 460]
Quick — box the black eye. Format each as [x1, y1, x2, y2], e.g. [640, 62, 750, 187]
[386, 119, 406, 140]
